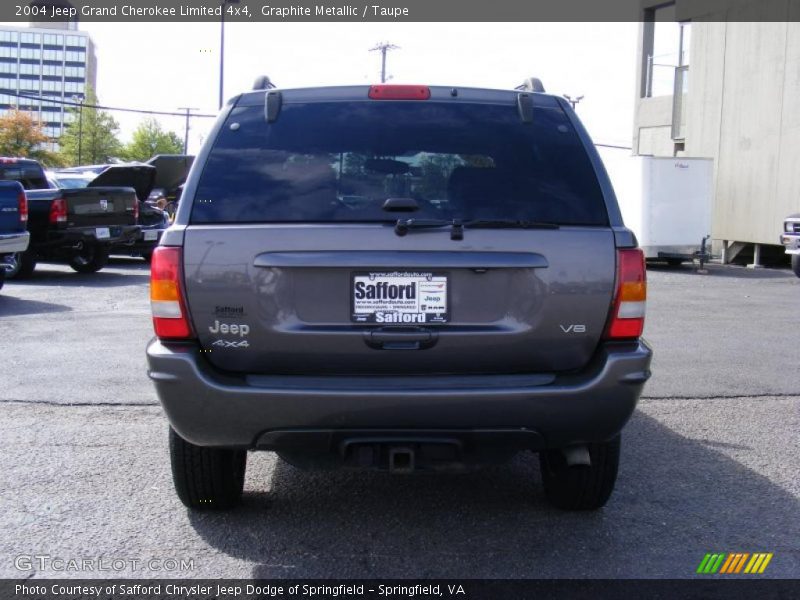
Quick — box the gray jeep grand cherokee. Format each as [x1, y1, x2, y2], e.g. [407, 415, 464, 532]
[147, 82, 652, 511]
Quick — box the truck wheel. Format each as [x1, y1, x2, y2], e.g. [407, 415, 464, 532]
[792, 254, 800, 278]
[69, 245, 109, 274]
[539, 435, 620, 510]
[169, 427, 246, 510]
[5, 251, 37, 279]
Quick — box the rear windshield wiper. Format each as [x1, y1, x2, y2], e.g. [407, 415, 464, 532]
[395, 218, 457, 237]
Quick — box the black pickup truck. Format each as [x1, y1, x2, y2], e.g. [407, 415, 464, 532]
[54, 155, 192, 262]
[0, 157, 141, 278]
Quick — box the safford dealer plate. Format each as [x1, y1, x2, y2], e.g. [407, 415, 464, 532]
[351, 272, 448, 324]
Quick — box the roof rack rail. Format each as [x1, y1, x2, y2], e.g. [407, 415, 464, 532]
[515, 78, 546, 93]
[252, 75, 277, 91]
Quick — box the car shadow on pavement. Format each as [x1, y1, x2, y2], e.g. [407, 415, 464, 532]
[0, 294, 71, 316]
[7, 266, 150, 288]
[185, 412, 800, 579]
[647, 263, 795, 280]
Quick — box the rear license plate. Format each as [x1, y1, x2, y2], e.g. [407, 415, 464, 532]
[96, 227, 110, 240]
[352, 272, 448, 324]
[143, 230, 158, 241]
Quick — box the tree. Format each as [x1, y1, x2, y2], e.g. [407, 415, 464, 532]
[58, 86, 122, 166]
[0, 109, 61, 166]
[122, 118, 183, 162]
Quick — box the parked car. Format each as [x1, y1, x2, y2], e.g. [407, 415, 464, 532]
[2, 157, 139, 278]
[56, 155, 192, 261]
[51, 165, 162, 263]
[147, 81, 653, 511]
[0, 179, 29, 291]
[781, 214, 800, 277]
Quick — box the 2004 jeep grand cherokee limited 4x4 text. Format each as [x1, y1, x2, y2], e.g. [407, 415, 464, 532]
[146, 81, 653, 511]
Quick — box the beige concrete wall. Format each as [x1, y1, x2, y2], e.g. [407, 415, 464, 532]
[632, 94, 674, 156]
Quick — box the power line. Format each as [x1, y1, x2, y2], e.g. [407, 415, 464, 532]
[0, 89, 217, 118]
[595, 143, 633, 150]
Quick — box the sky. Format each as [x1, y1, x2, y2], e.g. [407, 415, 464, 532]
[5, 21, 640, 154]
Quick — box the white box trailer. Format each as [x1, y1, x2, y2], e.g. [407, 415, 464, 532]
[597, 147, 714, 263]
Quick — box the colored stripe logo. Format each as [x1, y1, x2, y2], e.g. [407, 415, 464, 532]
[697, 552, 773, 574]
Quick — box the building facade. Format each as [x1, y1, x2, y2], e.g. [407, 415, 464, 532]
[0, 23, 97, 151]
[633, 0, 800, 259]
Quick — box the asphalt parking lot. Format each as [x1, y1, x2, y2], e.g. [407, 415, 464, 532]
[0, 259, 798, 579]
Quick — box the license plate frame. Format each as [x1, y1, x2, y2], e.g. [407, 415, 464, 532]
[351, 271, 449, 324]
[143, 230, 159, 241]
[95, 227, 110, 240]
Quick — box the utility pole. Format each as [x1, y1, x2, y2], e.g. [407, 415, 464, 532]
[177, 107, 198, 154]
[369, 42, 399, 83]
[563, 94, 584, 110]
[72, 95, 84, 165]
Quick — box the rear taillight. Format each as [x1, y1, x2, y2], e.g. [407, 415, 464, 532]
[150, 246, 193, 339]
[605, 248, 646, 340]
[133, 200, 139, 222]
[48, 198, 67, 224]
[17, 192, 28, 223]
[368, 85, 431, 100]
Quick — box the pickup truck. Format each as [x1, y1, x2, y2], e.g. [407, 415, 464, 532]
[0, 179, 29, 291]
[781, 213, 800, 277]
[55, 155, 192, 262]
[1, 157, 140, 278]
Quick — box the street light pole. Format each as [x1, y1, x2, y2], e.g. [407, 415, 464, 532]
[218, 0, 241, 110]
[219, 3, 225, 110]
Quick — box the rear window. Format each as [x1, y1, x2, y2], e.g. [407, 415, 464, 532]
[0, 163, 48, 190]
[191, 100, 608, 226]
[52, 175, 93, 189]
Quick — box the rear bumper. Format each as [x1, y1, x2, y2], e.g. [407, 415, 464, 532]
[780, 233, 799, 254]
[147, 339, 653, 450]
[111, 224, 165, 254]
[37, 225, 140, 250]
[0, 231, 30, 256]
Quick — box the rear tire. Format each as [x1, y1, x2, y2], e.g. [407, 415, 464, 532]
[0, 267, 4, 290]
[169, 427, 247, 510]
[68, 245, 109, 274]
[792, 254, 800, 278]
[539, 435, 621, 510]
[6, 251, 36, 279]
[665, 258, 683, 266]
[140, 249, 153, 263]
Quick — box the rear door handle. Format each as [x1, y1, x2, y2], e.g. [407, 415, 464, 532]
[364, 328, 438, 350]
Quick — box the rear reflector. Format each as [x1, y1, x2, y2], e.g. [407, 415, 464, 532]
[17, 192, 27, 223]
[150, 246, 193, 339]
[368, 85, 431, 100]
[605, 248, 646, 340]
